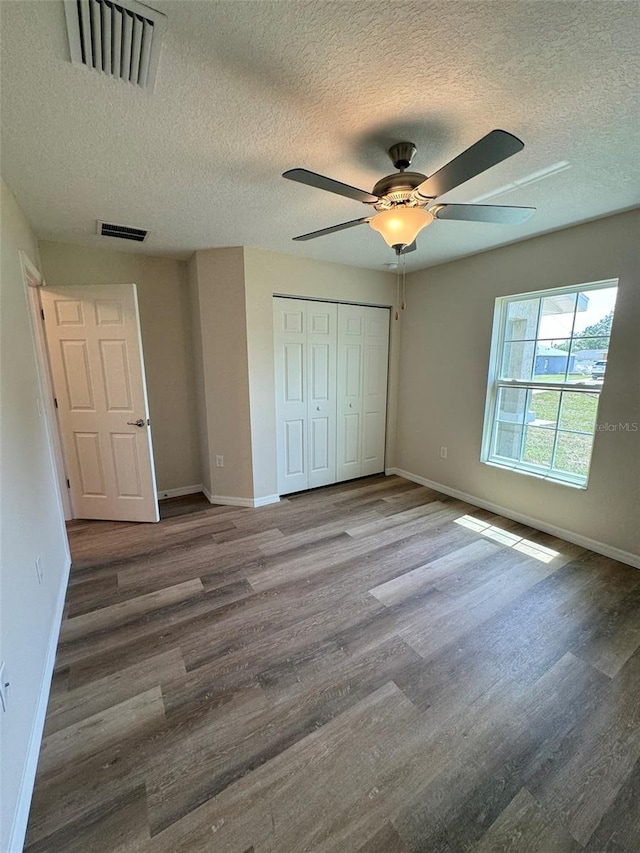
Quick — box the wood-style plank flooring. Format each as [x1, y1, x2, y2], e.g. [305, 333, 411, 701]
[25, 475, 640, 852]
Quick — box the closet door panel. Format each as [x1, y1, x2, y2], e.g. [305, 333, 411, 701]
[284, 419, 305, 477]
[361, 306, 390, 475]
[307, 302, 337, 488]
[284, 342, 304, 403]
[342, 413, 361, 465]
[310, 418, 329, 472]
[362, 410, 382, 461]
[274, 299, 308, 494]
[345, 345, 362, 397]
[337, 304, 364, 481]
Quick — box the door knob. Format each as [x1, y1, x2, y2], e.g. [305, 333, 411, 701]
[127, 419, 146, 427]
[316, 406, 321, 411]
[349, 403, 354, 408]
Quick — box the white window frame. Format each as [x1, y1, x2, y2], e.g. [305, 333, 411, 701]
[481, 278, 618, 488]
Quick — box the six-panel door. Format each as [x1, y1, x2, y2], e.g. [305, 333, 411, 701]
[337, 304, 390, 481]
[41, 284, 159, 522]
[274, 298, 310, 495]
[336, 304, 365, 481]
[361, 307, 390, 476]
[307, 303, 338, 488]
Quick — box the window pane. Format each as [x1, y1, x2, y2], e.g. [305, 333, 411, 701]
[505, 298, 540, 340]
[493, 422, 523, 461]
[539, 292, 577, 339]
[522, 426, 555, 468]
[558, 391, 599, 434]
[533, 340, 572, 382]
[572, 287, 617, 339]
[528, 388, 560, 427]
[569, 337, 609, 379]
[501, 341, 535, 380]
[496, 387, 529, 425]
[554, 431, 594, 479]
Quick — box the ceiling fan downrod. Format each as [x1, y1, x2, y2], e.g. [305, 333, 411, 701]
[388, 141, 417, 172]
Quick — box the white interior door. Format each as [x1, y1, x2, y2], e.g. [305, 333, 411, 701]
[307, 302, 337, 488]
[337, 304, 365, 481]
[41, 284, 159, 522]
[274, 298, 308, 495]
[361, 306, 390, 475]
[337, 303, 390, 481]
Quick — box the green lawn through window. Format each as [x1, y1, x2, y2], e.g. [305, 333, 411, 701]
[523, 386, 599, 476]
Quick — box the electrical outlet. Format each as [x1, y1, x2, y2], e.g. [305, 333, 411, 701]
[215, 454, 224, 468]
[440, 446, 448, 459]
[0, 663, 8, 712]
[35, 555, 43, 584]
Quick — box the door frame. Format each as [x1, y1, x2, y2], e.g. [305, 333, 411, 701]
[19, 251, 73, 521]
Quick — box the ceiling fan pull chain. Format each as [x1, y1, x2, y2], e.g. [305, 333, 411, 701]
[395, 263, 400, 320]
[401, 252, 406, 311]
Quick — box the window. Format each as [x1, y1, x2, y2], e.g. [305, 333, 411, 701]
[482, 280, 618, 487]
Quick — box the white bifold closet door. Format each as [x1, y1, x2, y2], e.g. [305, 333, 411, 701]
[274, 297, 389, 496]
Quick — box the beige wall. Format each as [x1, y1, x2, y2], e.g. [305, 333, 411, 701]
[243, 247, 399, 498]
[0, 180, 70, 850]
[38, 241, 199, 492]
[190, 248, 254, 499]
[397, 210, 640, 558]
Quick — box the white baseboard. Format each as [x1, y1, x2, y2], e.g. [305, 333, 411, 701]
[386, 467, 640, 570]
[253, 494, 280, 507]
[157, 484, 203, 500]
[201, 484, 280, 509]
[8, 557, 71, 853]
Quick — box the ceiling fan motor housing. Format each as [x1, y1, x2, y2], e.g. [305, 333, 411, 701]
[373, 144, 428, 207]
[372, 172, 428, 208]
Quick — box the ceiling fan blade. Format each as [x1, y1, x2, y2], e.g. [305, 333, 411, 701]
[292, 218, 370, 241]
[434, 203, 535, 224]
[283, 168, 379, 204]
[399, 240, 417, 254]
[415, 130, 525, 200]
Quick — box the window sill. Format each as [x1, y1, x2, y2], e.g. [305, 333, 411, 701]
[481, 459, 588, 490]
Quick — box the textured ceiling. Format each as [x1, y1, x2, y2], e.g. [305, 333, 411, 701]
[1, 1, 638, 271]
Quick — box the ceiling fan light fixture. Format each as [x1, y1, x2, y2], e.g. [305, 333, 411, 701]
[369, 207, 434, 248]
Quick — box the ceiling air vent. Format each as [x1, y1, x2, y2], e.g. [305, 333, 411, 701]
[98, 221, 149, 242]
[64, 0, 166, 90]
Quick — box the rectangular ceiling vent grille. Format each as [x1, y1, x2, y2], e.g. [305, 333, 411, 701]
[64, 0, 166, 90]
[98, 221, 149, 242]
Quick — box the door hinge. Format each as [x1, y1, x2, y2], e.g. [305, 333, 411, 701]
[54, 397, 58, 408]
[66, 478, 70, 489]
[40, 308, 45, 321]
